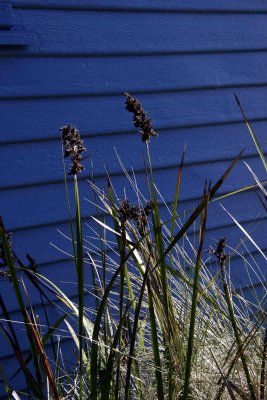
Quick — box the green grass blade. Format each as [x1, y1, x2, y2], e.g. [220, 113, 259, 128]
[154, 150, 243, 269]
[90, 265, 121, 400]
[183, 188, 209, 400]
[100, 301, 133, 400]
[0, 322, 45, 399]
[171, 145, 186, 241]
[0, 218, 45, 395]
[74, 175, 85, 398]
[125, 262, 150, 400]
[147, 279, 165, 400]
[213, 180, 267, 202]
[235, 94, 267, 173]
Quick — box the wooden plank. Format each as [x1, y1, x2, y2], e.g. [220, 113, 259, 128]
[1, 52, 267, 99]
[1, 121, 267, 189]
[8, 10, 267, 55]
[0, 3, 13, 28]
[2, 154, 265, 231]
[12, 0, 267, 12]
[1, 86, 267, 142]
[0, 27, 35, 45]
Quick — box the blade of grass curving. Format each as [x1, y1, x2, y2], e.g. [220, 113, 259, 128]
[10, 314, 67, 381]
[64, 319, 88, 366]
[25, 311, 60, 400]
[38, 293, 63, 389]
[221, 204, 267, 261]
[183, 187, 209, 400]
[213, 180, 267, 202]
[235, 94, 267, 173]
[154, 150, 243, 270]
[0, 322, 45, 399]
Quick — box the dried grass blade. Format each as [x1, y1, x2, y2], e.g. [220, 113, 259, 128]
[25, 311, 60, 400]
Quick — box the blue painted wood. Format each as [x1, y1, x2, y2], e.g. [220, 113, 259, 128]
[1, 155, 266, 230]
[0, 3, 13, 28]
[0, 52, 267, 98]
[1, 87, 267, 143]
[1, 121, 267, 188]
[1, 10, 266, 55]
[1, 2, 267, 396]
[12, 0, 267, 12]
[0, 27, 35, 45]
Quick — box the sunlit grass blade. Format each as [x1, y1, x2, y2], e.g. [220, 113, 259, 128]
[147, 278, 165, 400]
[221, 204, 267, 261]
[213, 179, 267, 202]
[209, 348, 237, 400]
[260, 325, 267, 400]
[235, 94, 267, 173]
[155, 150, 243, 269]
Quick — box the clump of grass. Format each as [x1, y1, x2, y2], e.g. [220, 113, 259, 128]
[0, 94, 267, 400]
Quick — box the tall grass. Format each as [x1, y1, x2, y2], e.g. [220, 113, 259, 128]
[0, 94, 266, 399]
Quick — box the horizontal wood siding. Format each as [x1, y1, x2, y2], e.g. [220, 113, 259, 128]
[1, 1, 267, 396]
[11, 0, 267, 12]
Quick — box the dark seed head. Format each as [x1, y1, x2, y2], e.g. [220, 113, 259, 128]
[125, 93, 158, 143]
[60, 125, 86, 175]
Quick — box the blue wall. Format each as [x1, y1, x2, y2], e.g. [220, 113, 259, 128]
[1, 0, 267, 396]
